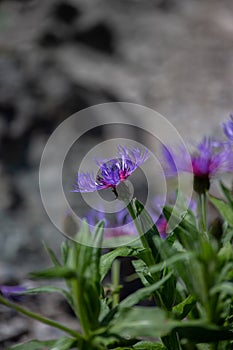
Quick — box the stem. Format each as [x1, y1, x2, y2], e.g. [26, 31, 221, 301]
[126, 199, 164, 309]
[112, 259, 120, 308]
[72, 280, 91, 339]
[126, 200, 155, 267]
[0, 294, 82, 340]
[198, 192, 208, 240]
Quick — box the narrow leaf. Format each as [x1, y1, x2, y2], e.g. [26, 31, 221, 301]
[120, 273, 172, 308]
[43, 241, 61, 266]
[172, 295, 196, 320]
[209, 195, 233, 227]
[50, 336, 77, 350]
[21, 286, 74, 308]
[110, 307, 173, 338]
[100, 246, 143, 281]
[220, 181, 233, 208]
[7, 339, 56, 350]
[30, 266, 77, 279]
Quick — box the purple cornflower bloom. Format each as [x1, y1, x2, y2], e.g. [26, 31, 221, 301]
[72, 146, 149, 194]
[162, 138, 231, 177]
[0, 285, 26, 301]
[162, 138, 233, 192]
[222, 114, 233, 141]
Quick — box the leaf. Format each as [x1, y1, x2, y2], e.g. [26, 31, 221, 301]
[43, 241, 61, 267]
[61, 241, 70, 265]
[50, 336, 77, 350]
[172, 295, 196, 320]
[209, 195, 233, 227]
[21, 286, 74, 309]
[120, 273, 172, 308]
[163, 206, 200, 246]
[100, 246, 143, 281]
[133, 341, 166, 349]
[110, 307, 174, 339]
[210, 281, 233, 297]
[133, 199, 161, 262]
[220, 181, 233, 208]
[149, 251, 193, 274]
[6, 339, 56, 350]
[30, 266, 77, 279]
[174, 323, 233, 343]
[91, 220, 105, 284]
[131, 259, 152, 287]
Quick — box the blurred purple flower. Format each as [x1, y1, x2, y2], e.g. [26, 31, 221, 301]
[222, 114, 233, 141]
[85, 207, 136, 239]
[72, 146, 149, 193]
[150, 193, 197, 239]
[162, 137, 233, 180]
[0, 285, 26, 301]
[156, 216, 168, 240]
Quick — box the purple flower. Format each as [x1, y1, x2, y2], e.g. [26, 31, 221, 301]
[162, 138, 233, 193]
[222, 114, 233, 141]
[0, 285, 26, 301]
[85, 207, 137, 238]
[162, 138, 233, 179]
[156, 216, 168, 240]
[72, 146, 149, 193]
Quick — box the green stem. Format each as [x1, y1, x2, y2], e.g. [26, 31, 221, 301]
[72, 280, 91, 339]
[198, 192, 208, 240]
[0, 294, 82, 340]
[112, 259, 121, 308]
[126, 199, 164, 309]
[126, 200, 155, 267]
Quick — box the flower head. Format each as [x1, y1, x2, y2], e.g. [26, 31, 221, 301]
[0, 285, 26, 301]
[222, 114, 233, 141]
[162, 138, 233, 192]
[72, 146, 149, 193]
[162, 137, 233, 193]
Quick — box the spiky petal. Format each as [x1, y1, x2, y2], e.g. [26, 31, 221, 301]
[162, 137, 233, 179]
[72, 146, 149, 193]
[222, 114, 233, 141]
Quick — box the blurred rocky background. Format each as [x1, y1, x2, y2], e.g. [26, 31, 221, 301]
[0, 0, 233, 346]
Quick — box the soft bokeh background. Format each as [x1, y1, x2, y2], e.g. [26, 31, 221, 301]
[0, 0, 233, 345]
[1, 0, 233, 275]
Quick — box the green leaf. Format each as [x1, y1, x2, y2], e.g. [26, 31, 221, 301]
[30, 266, 77, 279]
[110, 307, 174, 339]
[61, 241, 70, 265]
[172, 295, 196, 320]
[174, 323, 233, 343]
[149, 251, 193, 274]
[90, 220, 105, 284]
[21, 286, 74, 309]
[43, 241, 61, 267]
[133, 341, 166, 349]
[131, 259, 152, 287]
[163, 206, 200, 247]
[100, 246, 143, 281]
[210, 281, 233, 297]
[220, 181, 233, 208]
[6, 339, 56, 350]
[133, 199, 161, 262]
[120, 273, 172, 308]
[50, 336, 77, 350]
[209, 195, 233, 227]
